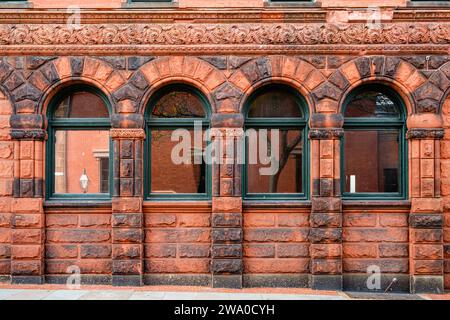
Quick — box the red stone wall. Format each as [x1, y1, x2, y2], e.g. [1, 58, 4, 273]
[0, 3, 449, 291]
[45, 207, 112, 278]
[243, 207, 310, 275]
[342, 206, 410, 275]
[0, 91, 12, 278]
[143, 204, 211, 275]
[441, 95, 450, 290]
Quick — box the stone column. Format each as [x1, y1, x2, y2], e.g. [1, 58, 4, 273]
[10, 117, 46, 284]
[408, 127, 444, 293]
[309, 125, 343, 290]
[210, 114, 244, 289]
[110, 128, 145, 286]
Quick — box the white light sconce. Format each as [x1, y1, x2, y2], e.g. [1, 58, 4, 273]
[79, 168, 89, 193]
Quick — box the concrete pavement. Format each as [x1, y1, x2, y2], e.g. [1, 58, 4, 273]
[0, 285, 444, 300]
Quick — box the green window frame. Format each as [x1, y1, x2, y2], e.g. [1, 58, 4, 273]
[341, 84, 408, 200]
[46, 84, 113, 201]
[243, 84, 309, 201]
[144, 84, 212, 201]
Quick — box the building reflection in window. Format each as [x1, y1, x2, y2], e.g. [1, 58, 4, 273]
[146, 85, 210, 198]
[50, 89, 111, 196]
[343, 87, 405, 195]
[54, 130, 110, 194]
[244, 85, 307, 198]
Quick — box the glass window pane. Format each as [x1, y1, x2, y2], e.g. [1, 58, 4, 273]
[345, 91, 400, 118]
[151, 129, 206, 194]
[247, 129, 303, 194]
[152, 91, 206, 118]
[53, 91, 109, 118]
[54, 130, 110, 194]
[344, 130, 399, 193]
[248, 89, 302, 118]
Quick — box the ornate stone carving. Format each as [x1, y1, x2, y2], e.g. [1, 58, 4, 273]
[210, 128, 245, 138]
[406, 128, 445, 140]
[10, 129, 47, 140]
[0, 23, 448, 55]
[110, 128, 146, 140]
[309, 128, 344, 140]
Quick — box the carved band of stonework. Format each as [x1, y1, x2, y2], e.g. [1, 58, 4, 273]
[406, 128, 445, 140]
[210, 128, 245, 138]
[309, 128, 344, 140]
[0, 23, 448, 54]
[110, 129, 146, 140]
[10, 129, 47, 140]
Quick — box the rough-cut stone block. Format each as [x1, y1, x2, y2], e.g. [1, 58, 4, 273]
[410, 214, 443, 229]
[212, 244, 242, 258]
[212, 197, 242, 213]
[113, 244, 141, 260]
[211, 259, 242, 274]
[113, 229, 142, 244]
[309, 228, 342, 244]
[212, 228, 242, 243]
[310, 213, 341, 228]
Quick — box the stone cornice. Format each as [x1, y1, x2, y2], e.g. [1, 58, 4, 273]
[0, 10, 328, 24]
[0, 22, 448, 55]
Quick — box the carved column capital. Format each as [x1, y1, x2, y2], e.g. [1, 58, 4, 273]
[10, 129, 47, 141]
[110, 128, 146, 140]
[406, 128, 444, 140]
[309, 128, 344, 140]
[210, 128, 245, 138]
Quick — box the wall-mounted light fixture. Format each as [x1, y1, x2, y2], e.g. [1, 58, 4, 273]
[79, 168, 89, 193]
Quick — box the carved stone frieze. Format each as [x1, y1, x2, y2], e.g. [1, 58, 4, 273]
[0, 23, 448, 55]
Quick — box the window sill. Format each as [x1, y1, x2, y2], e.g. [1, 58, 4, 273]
[342, 199, 411, 210]
[0, 2, 33, 9]
[44, 200, 112, 213]
[406, 1, 450, 7]
[243, 200, 311, 208]
[264, 0, 320, 8]
[122, 1, 178, 9]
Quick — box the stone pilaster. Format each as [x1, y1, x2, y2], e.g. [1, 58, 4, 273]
[210, 124, 244, 289]
[10, 123, 46, 284]
[408, 128, 445, 293]
[309, 127, 343, 290]
[110, 128, 145, 286]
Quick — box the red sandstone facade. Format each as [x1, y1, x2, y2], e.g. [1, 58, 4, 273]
[0, 0, 449, 293]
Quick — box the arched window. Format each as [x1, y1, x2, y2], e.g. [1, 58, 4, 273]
[342, 84, 407, 199]
[46, 85, 112, 199]
[145, 84, 211, 200]
[244, 84, 308, 200]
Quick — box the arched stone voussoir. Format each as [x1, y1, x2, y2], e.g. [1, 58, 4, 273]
[229, 55, 323, 95]
[336, 56, 426, 91]
[30, 56, 123, 115]
[434, 61, 450, 112]
[334, 56, 427, 115]
[137, 56, 226, 114]
[139, 56, 227, 93]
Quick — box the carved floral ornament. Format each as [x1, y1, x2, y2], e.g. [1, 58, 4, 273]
[110, 128, 146, 140]
[0, 23, 448, 54]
